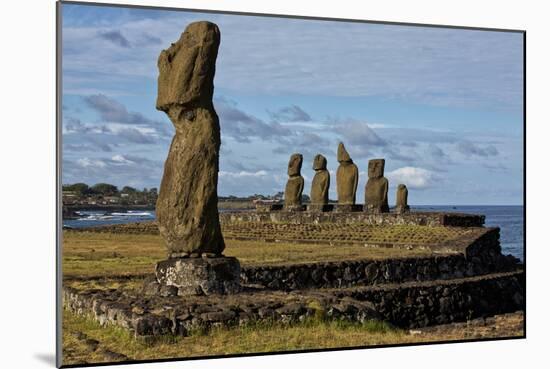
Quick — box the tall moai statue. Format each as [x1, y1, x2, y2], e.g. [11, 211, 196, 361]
[395, 184, 410, 214]
[310, 154, 330, 205]
[309, 154, 330, 211]
[336, 143, 359, 206]
[153, 21, 240, 295]
[364, 159, 389, 213]
[284, 153, 304, 210]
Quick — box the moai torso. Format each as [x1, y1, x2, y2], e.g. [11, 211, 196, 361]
[310, 154, 330, 205]
[155, 21, 225, 257]
[284, 153, 304, 207]
[395, 184, 410, 213]
[365, 159, 389, 213]
[336, 143, 358, 205]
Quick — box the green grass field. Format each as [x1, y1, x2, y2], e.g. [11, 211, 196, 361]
[62, 230, 439, 278]
[61, 228, 522, 365]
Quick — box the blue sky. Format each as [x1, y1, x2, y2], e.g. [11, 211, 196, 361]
[61, 3, 524, 205]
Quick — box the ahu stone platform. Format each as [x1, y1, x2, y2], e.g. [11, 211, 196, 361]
[63, 220, 523, 338]
[220, 222, 495, 253]
[63, 209, 522, 337]
[222, 209, 485, 227]
[64, 270, 523, 337]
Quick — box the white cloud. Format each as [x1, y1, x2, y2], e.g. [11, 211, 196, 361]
[219, 170, 268, 178]
[76, 157, 107, 168]
[386, 166, 439, 189]
[218, 170, 285, 196]
[111, 154, 134, 164]
[456, 141, 499, 157]
[103, 123, 153, 135]
[279, 121, 327, 129]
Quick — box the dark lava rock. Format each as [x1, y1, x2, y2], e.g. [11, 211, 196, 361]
[200, 310, 236, 322]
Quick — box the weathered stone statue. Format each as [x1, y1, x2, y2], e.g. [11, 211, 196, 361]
[284, 153, 304, 210]
[153, 21, 239, 295]
[395, 184, 410, 214]
[156, 21, 224, 258]
[310, 154, 330, 205]
[364, 159, 389, 213]
[336, 143, 359, 206]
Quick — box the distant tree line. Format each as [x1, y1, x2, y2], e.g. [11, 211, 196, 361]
[64, 184, 311, 205]
[62, 183, 158, 206]
[63, 182, 158, 196]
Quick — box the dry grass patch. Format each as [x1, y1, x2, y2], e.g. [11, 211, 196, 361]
[225, 239, 436, 266]
[63, 231, 437, 278]
[62, 309, 406, 365]
[62, 309, 523, 366]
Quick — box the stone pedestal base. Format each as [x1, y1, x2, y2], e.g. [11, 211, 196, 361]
[334, 204, 363, 212]
[364, 204, 390, 214]
[395, 205, 410, 214]
[307, 204, 334, 212]
[155, 257, 241, 296]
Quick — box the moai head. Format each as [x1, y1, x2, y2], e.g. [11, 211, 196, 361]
[156, 21, 220, 114]
[288, 153, 303, 176]
[398, 184, 407, 192]
[337, 142, 352, 163]
[368, 159, 385, 179]
[313, 154, 327, 171]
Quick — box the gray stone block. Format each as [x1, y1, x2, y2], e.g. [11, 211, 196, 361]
[155, 257, 241, 296]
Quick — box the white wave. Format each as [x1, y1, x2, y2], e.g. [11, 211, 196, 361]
[77, 216, 101, 221]
[110, 212, 153, 217]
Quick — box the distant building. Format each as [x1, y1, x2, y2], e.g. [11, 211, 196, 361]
[62, 191, 78, 204]
[253, 198, 280, 204]
[104, 196, 120, 204]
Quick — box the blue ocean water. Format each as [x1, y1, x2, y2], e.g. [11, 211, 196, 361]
[63, 210, 156, 228]
[63, 205, 524, 261]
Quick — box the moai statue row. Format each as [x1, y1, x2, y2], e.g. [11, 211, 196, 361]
[282, 142, 410, 214]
